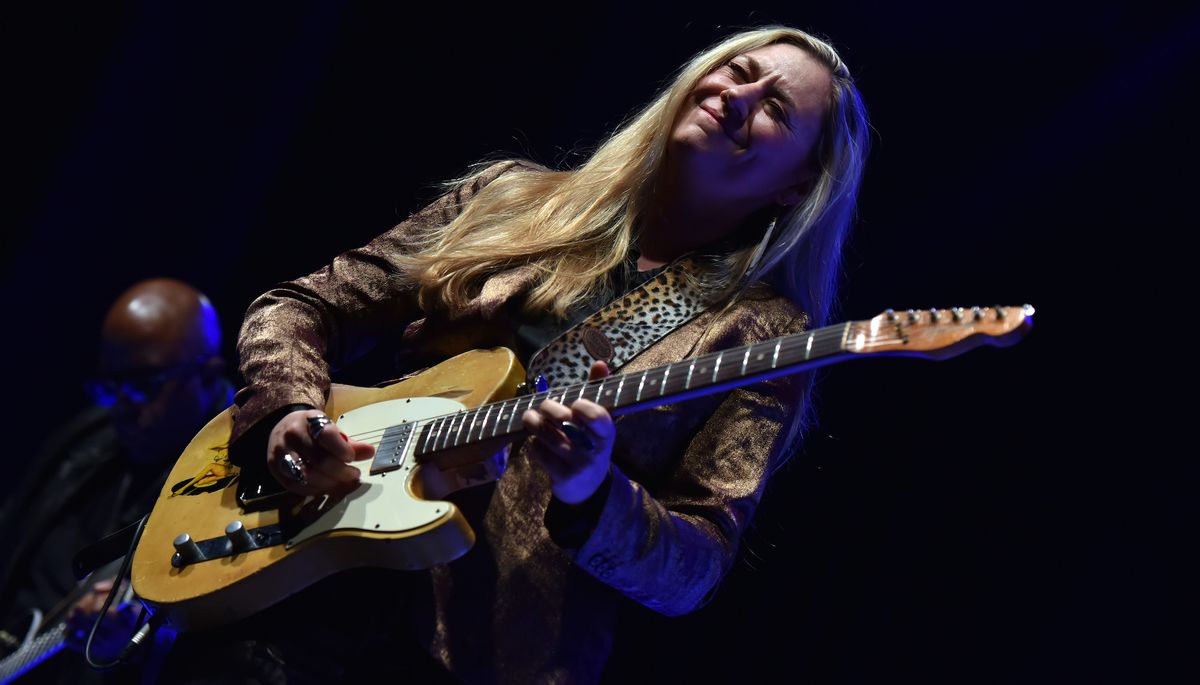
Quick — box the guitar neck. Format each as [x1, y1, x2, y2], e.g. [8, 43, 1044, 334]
[370, 305, 1032, 473]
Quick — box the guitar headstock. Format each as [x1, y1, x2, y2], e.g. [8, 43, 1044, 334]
[848, 305, 1034, 360]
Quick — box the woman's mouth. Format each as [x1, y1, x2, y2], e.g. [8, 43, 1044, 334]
[699, 105, 745, 146]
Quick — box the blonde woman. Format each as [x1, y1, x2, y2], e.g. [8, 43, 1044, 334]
[227, 25, 868, 683]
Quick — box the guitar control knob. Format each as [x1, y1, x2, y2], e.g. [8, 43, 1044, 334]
[173, 533, 203, 566]
[225, 521, 255, 553]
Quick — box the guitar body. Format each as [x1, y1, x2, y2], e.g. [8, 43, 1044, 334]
[131, 348, 526, 631]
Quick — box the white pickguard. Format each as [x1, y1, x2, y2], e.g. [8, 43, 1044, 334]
[284, 397, 465, 548]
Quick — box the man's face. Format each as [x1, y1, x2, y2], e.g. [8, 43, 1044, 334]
[97, 337, 216, 464]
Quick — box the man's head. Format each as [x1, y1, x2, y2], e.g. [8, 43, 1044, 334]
[96, 278, 228, 463]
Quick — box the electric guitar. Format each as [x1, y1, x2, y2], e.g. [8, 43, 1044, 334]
[131, 305, 1034, 631]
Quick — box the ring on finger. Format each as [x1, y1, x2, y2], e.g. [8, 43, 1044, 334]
[560, 421, 594, 452]
[307, 414, 333, 441]
[280, 452, 307, 486]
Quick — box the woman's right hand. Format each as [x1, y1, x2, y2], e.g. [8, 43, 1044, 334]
[266, 409, 376, 495]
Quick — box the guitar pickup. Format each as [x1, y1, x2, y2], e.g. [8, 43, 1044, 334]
[368, 422, 415, 475]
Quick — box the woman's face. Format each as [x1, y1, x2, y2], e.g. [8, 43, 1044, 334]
[670, 42, 832, 211]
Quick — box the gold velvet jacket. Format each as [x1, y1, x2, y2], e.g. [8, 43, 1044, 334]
[231, 161, 809, 684]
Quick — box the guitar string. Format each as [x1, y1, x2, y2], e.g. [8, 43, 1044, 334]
[338, 322, 997, 445]
[334, 322, 989, 446]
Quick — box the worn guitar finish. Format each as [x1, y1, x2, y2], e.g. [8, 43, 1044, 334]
[132, 306, 1033, 631]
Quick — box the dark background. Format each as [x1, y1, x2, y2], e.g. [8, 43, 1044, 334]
[2, 1, 1192, 682]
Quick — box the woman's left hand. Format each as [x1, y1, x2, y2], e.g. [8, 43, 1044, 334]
[523, 361, 615, 504]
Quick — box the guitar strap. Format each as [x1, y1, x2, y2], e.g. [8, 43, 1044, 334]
[527, 256, 710, 387]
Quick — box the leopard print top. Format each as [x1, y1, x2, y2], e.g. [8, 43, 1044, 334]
[527, 257, 708, 387]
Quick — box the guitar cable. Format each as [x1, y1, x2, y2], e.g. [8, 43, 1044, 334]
[82, 512, 163, 671]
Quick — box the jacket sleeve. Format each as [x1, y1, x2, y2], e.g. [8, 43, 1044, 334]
[547, 297, 809, 616]
[230, 160, 525, 445]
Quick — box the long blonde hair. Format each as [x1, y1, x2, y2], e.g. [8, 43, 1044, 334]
[401, 26, 869, 330]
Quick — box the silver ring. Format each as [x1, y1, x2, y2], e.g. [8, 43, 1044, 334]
[280, 453, 307, 486]
[307, 415, 333, 441]
[560, 421, 594, 452]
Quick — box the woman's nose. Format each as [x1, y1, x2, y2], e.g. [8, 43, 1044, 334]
[720, 87, 750, 127]
[720, 73, 780, 127]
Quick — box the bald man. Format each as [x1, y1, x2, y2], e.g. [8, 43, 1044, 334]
[0, 278, 233, 683]
[99, 278, 230, 465]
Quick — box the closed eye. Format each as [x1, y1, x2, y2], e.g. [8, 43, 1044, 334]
[725, 60, 749, 82]
[767, 100, 788, 122]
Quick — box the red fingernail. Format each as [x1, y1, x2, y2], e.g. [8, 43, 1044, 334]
[340, 431, 349, 442]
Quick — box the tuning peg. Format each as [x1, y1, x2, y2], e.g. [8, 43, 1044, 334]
[972, 306, 984, 322]
[994, 306, 1006, 320]
[885, 308, 896, 322]
[951, 307, 964, 322]
[907, 309, 918, 324]
[929, 308, 940, 323]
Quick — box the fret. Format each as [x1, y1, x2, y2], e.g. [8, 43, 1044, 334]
[454, 412, 468, 447]
[519, 395, 538, 429]
[500, 399, 518, 435]
[636, 370, 647, 402]
[491, 402, 504, 437]
[685, 358, 696, 389]
[454, 413, 468, 448]
[512, 398, 527, 431]
[594, 379, 604, 403]
[398, 422, 416, 465]
[424, 419, 439, 458]
[513, 397, 530, 433]
[771, 339, 781, 369]
[443, 415, 455, 449]
[434, 417, 448, 455]
[712, 352, 723, 383]
[577, 383, 587, 403]
[442, 415, 459, 450]
[466, 408, 481, 442]
[615, 375, 627, 406]
[479, 404, 494, 440]
[661, 363, 671, 396]
[805, 332, 814, 360]
[740, 346, 750, 376]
